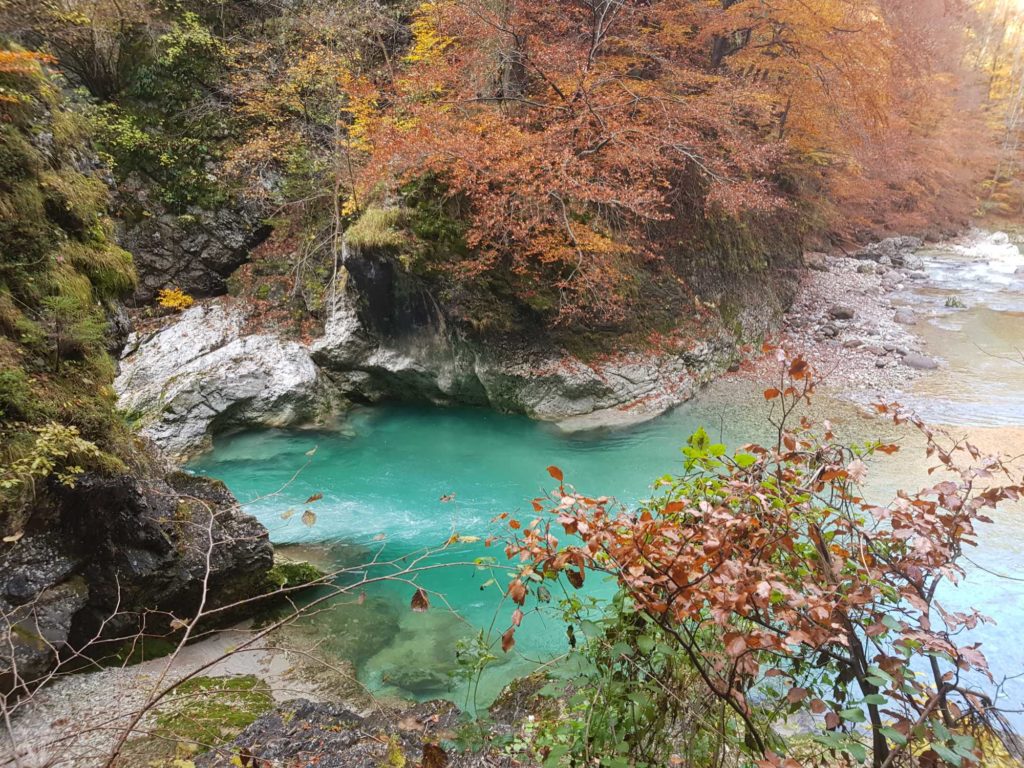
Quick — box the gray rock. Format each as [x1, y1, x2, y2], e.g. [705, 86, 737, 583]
[902, 353, 939, 370]
[117, 187, 270, 303]
[907, 270, 928, 280]
[804, 252, 830, 271]
[897, 254, 925, 270]
[821, 323, 839, 338]
[196, 699, 511, 768]
[116, 303, 332, 460]
[829, 305, 855, 320]
[857, 262, 876, 274]
[894, 308, 917, 325]
[0, 473, 273, 694]
[855, 236, 923, 262]
[843, 339, 863, 349]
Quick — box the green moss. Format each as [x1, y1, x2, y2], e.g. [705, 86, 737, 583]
[60, 241, 137, 299]
[153, 675, 274, 750]
[0, 51, 138, 521]
[345, 206, 409, 253]
[266, 560, 326, 590]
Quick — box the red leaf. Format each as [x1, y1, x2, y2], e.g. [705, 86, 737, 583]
[566, 568, 584, 589]
[508, 579, 527, 604]
[304, 492, 324, 504]
[411, 588, 430, 612]
[786, 687, 808, 704]
[501, 627, 516, 653]
[547, 465, 564, 482]
[764, 388, 781, 400]
[663, 501, 685, 514]
[810, 698, 827, 714]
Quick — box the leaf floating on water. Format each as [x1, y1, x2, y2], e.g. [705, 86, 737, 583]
[411, 588, 430, 612]
[3, 532, 23, 544]
[301, 509, 317, 527]
[305, 492, 323, 504]
[357, 591, 366, 605]
[439, 493, 456, 503]
[373, 533, 387, 541]
[305, 446, 318, 457]
[281, 509, 295, 521]
[547, 465, 564, 483]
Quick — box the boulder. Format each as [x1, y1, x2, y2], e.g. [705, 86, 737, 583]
[828, 305, 855, 320]
[804, 251, 829, 271]
[855, 236, 923, 262]
[894, 308, 917, 325]
[115, 303, 332, 460]
[902, 353, 939, 370]
[0, 473, 273, 694]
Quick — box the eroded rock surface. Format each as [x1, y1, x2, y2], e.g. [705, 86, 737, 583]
[115, 302, 333, 460]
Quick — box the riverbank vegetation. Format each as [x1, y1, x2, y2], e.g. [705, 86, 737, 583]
[499, 354, 1024, 767]
[3, 0, 1023, 340]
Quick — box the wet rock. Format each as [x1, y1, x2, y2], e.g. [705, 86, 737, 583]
[896, 253, 925, 270]
[828, 305, 855, 320]
[902, 352, 939, 370]
[115, 303, 333, 460]
[384, 667, 449, 695]
[894, 308, 917, 325]
[907, 270, 928, 280]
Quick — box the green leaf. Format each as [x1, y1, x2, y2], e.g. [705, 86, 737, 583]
[879, 727, 908, 747]
[839, 708, 867, 723]
[846, 740, 867, 764]
[636, 634, 656, 654]
[734, 453, 757, 468]
[931, 742, 962, 767]
[863, 694, 886, 705]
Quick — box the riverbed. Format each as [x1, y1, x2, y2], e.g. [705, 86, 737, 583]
[187, 231, 1024, 716]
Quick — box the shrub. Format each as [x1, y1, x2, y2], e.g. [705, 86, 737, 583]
[157, 288, 195, 312]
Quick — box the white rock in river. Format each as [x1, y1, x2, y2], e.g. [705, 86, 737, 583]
[115, 303, 331, 460]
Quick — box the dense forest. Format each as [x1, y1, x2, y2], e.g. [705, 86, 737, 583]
[3, 1, 1024, 767]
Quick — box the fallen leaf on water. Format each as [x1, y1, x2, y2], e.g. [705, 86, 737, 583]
[301, 509, 317, 527]
[411, 588, 430, 612]
[373, 533, 387, 541]
[281, 509, 295, 521]
[305, 446, 318, 457]
[305, 492, 323, 504]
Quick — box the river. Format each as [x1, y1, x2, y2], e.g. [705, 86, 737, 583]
[190, 231, 1024, 716]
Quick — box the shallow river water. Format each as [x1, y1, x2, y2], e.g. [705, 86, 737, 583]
[190, 231, 1024, 714]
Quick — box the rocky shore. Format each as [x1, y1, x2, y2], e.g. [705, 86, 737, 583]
[746, 236, 941, 397]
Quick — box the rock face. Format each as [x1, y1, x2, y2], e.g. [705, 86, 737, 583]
[196, 699, 518, 768]
[115, 302, 333, 460]
[116, 189, 270, 303]
[0, 472, 273, 694]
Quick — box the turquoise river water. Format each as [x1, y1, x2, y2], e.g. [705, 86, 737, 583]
[190, 232, 1024, 715]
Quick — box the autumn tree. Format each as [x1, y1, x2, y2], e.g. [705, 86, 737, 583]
[501, 353, 1023, 767]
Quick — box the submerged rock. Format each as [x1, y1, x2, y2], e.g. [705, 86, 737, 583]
[115, 302, 334, 460]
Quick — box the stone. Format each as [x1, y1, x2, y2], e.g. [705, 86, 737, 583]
[843, 339, 863, 349]
[897, 254, 925, 270]
[875, 359, 887, 368]
[893, 308, 917, 325]
[194, 700, 498, 768]
[804, 251, 829, 271]
[828, 305, 855, 320]
[821, 323, 839, 338]
[854, 236, 923, 262]
[115, 303, 332, 460]
[902, 353, 939, 370]
[116, 183, 271, 303]
[857, 262, 876, 274]
[907, 270, 928, 280]
[0, 473, 273, 694]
